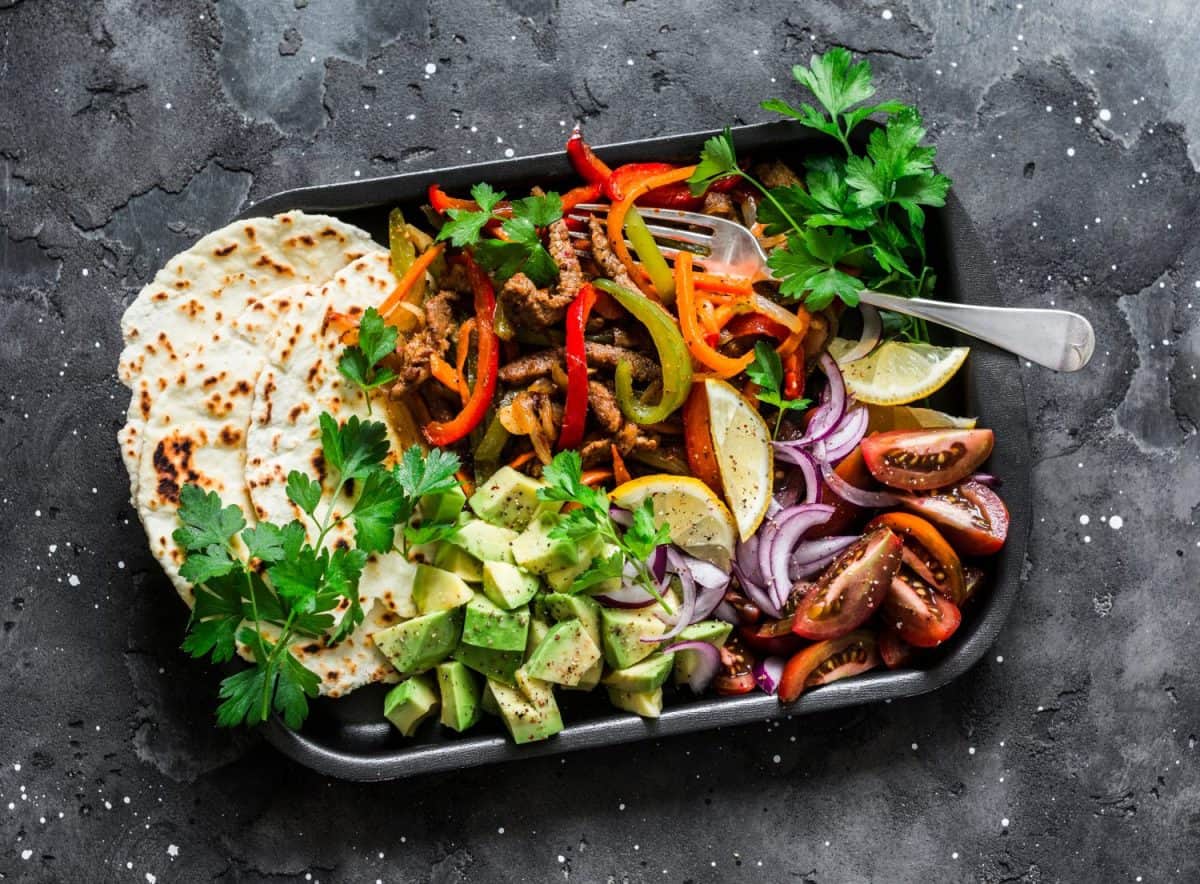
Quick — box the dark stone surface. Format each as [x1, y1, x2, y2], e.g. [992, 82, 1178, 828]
[1, 0, 1197, 880]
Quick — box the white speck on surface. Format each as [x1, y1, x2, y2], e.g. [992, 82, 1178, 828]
[911, 742, 919, 750]
[626, 57, 634, 66]
[21, 849, 32, 861]
[557, 855, 565, 863]
[497, 827, 505, 834]
[1001, 818, 1010, 828]
[1109, 515, 1124, 529]
[772, 754, 781, 763]
[1067, 147, 1075, 157]
[68, 574, 80, 587]
[82, 268, 89, 276]
[425, 62, 437, 74]
[996, 655, 1004, 663]
[13, 762, 20, 771]
[167, 845, 179, 858]
[1099, 108, 1112, 122]
[1084, 535, 1092, 543]
[1079, 514, 1090, 525]
[881, 8, 893, 19]
[504, 148, 514, 158]
[969, 746, 976, 755]
[1045, 105, 1053, 112]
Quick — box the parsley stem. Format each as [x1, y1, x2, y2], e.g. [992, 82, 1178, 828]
[636, 565, 674, 617]
[260, 610, 298, 722]
[774, 409, 785, 440]
[314, 478, 349, 550]
[741, 173, 807, 238]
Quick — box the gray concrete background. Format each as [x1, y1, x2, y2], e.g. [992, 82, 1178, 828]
[1, 0, 1198, 881]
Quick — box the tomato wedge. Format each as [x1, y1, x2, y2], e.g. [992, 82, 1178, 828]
[881, 567, 963, 648]
[867, 512, 965, 604]
[861, 429, 994, 491]
[960, 566, 986, 606]
[713, 636, 757, 696]
[877, 626, 916, 670]
[739, 619, 804, 657]
[900, 480, 1010, 556]
[790, 528, 903, 640]
[778, 630, 880, 703]
[810, 446, 874, 539]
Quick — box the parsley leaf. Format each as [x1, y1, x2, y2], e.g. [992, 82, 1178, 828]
[569, 551, 625, 595]
[349, 469, 406, 554]
[394, 445, 461, 505]
[687, 128, 740, 196]
[181, 571, 244, 663]
[435, 183, 563, 286]
[746, 342, 812, 437]
[173, 485, 245, 555]
[625, 500, 672, 562]
[471, 182, 504, 213]
[320, 413, 390, 483]
[767, 230, 865, 309]
[336, 307, 398, 414]
[285, 471, 323, 519]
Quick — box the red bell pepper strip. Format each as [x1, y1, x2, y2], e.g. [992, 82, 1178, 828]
[556, 282, 597, 451]
[428, 184, 512, 218]
[682, 383, 723, 495]
[566, 126, 613, 185]
[561, 182, 602, 213]
[423, 253, 499, 447]
[725, 312, 792, 342]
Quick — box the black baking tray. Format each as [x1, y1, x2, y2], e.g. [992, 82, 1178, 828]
[239, 121, 1031, 782]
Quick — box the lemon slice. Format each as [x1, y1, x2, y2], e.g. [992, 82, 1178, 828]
[866, 404, 978, 433]
[703, 378, 774, 542]
[827, 339, 969, 406]
[610, 475, 737, 570]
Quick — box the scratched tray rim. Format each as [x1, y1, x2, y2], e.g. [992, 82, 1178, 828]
[238, 120, 1031, 782]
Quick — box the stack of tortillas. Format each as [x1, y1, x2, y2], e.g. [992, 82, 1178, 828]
[118, 212, 421, 697]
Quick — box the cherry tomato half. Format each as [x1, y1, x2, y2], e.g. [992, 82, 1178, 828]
[778, 630, 880, 703]
[900, 480, 1010, 556]
[790, 527, 903, 640]
[739, 618, 805, 657]
[881, 567, 963, 648]
[810, 446, 875, 539]
[867, 512, 965, 604]
[877, 626, 916, 670]
[713, 636, 758, 696]
[861, 429, 995, 491]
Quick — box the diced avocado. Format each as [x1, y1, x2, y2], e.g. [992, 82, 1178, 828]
[480, 679, 500, 716]
[435, 661, 482, 732]
[384, 674, 440, 736]
[524, 619, 604, 687]
[450, 519, 518, 565]
[374, 608, 463, 675]
[468, 466, 558, 531]
[453, 642, 524, 686]
[412, 564, 474, 614]
[602, 652, 676, 692]
[543, 541, 621, 593]
[606, 686, 663, 718]
[433, 543, 483, 583]
[673, 620, 733, 686]
[541, 593, 602, 645]
[462, 594, 530, 652]
[481, 560, 539, 610]
[489, 675, 564, 744]
[512, 513, 598, 574]
[600, 607, 666, 670]
[526, 614, 552, 657]
[419, 485, 467, 524]
[677, 619, 733, 646]
[565, 658, 603, 692]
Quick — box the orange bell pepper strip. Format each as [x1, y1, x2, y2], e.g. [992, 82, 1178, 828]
[607, 165, 697, 292]
[379, 243, 445, 321]
[675, 252, 755, 378]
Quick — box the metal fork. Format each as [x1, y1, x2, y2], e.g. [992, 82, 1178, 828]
[568, 204, 1094, 372]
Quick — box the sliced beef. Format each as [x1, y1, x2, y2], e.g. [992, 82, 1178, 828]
[389, 289, 458, 396]
[584, 342, 660, 383]
[754, 159, 801, 189]
[498, 220, 582, 330]
[587, 216, 638, 292]
[587, 381, 623, 433]
[499, 348, 564, 385]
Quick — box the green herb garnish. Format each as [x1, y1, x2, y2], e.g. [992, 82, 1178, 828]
[336, 306, 398, 414]
[745, 341, 812, 438]
[435, 183, 563, 287]
[688, 47, 949, 340]
[537, 450, 674, 613]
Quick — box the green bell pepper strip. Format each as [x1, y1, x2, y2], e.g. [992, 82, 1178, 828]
[624, 207, 676, 303]
[592, 278, 692, 425]
[388, 208, 416, 279]
[472, 409, 511, 482]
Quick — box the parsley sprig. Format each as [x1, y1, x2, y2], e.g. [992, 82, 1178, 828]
[745, 342, 812, 438]
[536, 451, 674, 613]
[337, 307, 398, 414]
[435, 183, 564, 287]
[688, 48, 950, 339]
[177, 415, 463, 730]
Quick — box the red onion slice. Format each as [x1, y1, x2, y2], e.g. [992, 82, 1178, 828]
[971, 472, 1001, 487]
[835, 304, 882, 365]
[646, 569, 696, 641]
[609, 505, 633, 527]
[731, 562, 782, 619]
[713, 601, 739, 624]
[594, 586, 657, 608]
[767, 504, 835, 605]
[735, 534, 764, 587]
[816, 443, 902, 508]
[662, 640, 722, 693]
[791, 535, 858, 568]
[666, 547, 731, 591]
[753, 656, 786, 695]
[756, 519, 780, 599]
[821, 406, 869, 463]
[693, 582, 727, 622]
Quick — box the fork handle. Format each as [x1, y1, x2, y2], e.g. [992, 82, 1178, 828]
[856, 290, 1095, 372]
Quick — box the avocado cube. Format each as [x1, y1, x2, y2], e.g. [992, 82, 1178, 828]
[525, 619, 604, 687]
[543, 541, 621, 594]
[374, 608, 462, 676]
[526, 614, 553, 657]
[512, 514, 597, 575]
[433, 543, 483, 583]
[412, 564, 474, 614]
[435, 661, 482, 733]
[606, 686, 663, 718]
[672, 620, 733, 686]
[453, 642, 524, 686]
[600, 607, 666, 670]
[419, 485, 467, 524]
[602, 652, 676, 693]
[481, 560, 539, 610]
[462, 594, 529, 652]
[541, 593, 602, 645]
[468, 466, 560, 531]
[480, 679, 500, 716]
[488, 675, 564, 744]
[384, 674, 440, 736]
[450, 519, 518, 565]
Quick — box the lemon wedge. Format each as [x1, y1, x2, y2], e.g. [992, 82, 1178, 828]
[865, 404, 978, 433]
[610, 475, 737, 570]
[827, 339, 969, 406]
[703, 378, 774, 542]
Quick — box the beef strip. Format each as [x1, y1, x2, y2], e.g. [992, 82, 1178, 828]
[587, 381, 623, 433]
[754, 159, 801, 189]
[702, 190, 736, 218]
[389, 289, 458, 396]
[498, 220, 583, 330]
[498, 348, 563, 385]
[587, 216, 638, 292]
[498, 342, 659, 386]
